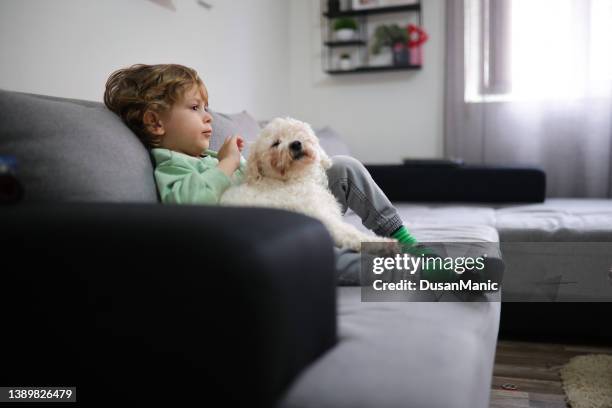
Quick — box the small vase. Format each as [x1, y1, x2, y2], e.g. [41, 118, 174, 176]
[335, 29, 355, 41]
[368, 50, 392, 67]
[409, 45, 423, 65]
[392, 43, 410, 66]
[339, 57, 352, 70]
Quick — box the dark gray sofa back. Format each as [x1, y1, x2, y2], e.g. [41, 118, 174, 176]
[0, 89, 158, 203]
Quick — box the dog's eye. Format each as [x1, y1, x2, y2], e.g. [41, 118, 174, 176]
[271, 140, 280, 148]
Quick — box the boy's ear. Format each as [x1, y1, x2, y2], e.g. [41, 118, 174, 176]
[143, 110, 165, 136]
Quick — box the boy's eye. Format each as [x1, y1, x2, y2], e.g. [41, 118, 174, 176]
[271, 140, 280, 148]
[192, 105, 210, 113]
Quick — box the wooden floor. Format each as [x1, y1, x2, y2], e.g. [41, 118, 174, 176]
[490, 339, 612, 408]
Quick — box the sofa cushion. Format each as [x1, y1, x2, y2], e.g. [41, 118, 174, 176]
[0, 90, 158, 203]
[281, 287, 500, 408]
[210, 110, 261, 159]
[365, 164, 546, 203]
[338, 210, 502, 287]
[494, 198, 612, 241]
[493, 198, 612, 301]
[344, 199, 612, 301]
[315, 126, 352, 157]
[343, 205, 499, 242]
[347, 199, 612, 242]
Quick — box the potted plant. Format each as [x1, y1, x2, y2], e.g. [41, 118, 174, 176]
[339, 53, 352, 70]
[334, 17, 358, 41]
[370, 24, 410, 66]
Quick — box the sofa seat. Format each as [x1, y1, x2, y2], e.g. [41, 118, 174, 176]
[343, 206, 500, 242]
[494, 198, 612, 241]
[343, 198, 612, 242]
[281, 287, 500, 408]
[345, 198, 612, 302]
[281, 220, 502, 408]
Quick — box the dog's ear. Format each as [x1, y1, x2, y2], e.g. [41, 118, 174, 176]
[245, 149, 264, 183]
[318, 144, 333, 170]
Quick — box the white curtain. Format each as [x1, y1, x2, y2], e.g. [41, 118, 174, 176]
[445, 0, 612, 198]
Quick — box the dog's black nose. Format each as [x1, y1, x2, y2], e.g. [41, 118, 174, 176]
[289, 141, 302, 151]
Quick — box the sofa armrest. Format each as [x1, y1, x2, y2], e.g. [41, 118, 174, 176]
[365, 164, 546, 203]
[0, 203, 337, 406]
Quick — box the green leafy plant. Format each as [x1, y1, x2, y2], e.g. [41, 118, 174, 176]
[340, 53, 351, 59]
[333, 17, 358, 31]
[370, 24, 409, 54]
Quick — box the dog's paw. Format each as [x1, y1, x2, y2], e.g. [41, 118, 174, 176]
[338, 238, 364, 253]
[362, 238, 401, 256]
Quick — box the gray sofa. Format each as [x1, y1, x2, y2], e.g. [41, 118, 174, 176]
[0, 89, 502, 407]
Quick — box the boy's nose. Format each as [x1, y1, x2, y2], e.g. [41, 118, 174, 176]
[203, 111, 212, 123]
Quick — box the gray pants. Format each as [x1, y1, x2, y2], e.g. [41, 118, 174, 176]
[326, 155, 404, 285]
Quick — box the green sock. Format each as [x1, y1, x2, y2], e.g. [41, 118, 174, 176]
[390, 226, 418, 246]
[391, 226, 456, 281]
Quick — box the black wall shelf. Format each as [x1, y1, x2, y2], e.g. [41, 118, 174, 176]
[324, 40, 366, 47]
[324, 4, 420, 18]
[322, 1, 423, 75]
[326, 65, 422, 75]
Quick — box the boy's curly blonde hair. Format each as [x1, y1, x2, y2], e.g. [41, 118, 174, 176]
[104, 64, 208, 148]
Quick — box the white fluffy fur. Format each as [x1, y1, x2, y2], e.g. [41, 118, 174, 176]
[220, 117, 398, 254]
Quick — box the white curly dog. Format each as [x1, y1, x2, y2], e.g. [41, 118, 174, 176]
[220, 117, 398, 254]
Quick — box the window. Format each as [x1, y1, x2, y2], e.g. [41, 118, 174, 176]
[465, 0, 612, 102]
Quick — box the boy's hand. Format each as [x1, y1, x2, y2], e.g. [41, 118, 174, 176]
[236, 135, 245, 152]
[217, 135, 242, 177]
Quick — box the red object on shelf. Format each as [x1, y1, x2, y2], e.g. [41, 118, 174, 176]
[407, 24, 428, 65]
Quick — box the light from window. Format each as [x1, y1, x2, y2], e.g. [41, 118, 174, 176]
[466, 0, 612, 101]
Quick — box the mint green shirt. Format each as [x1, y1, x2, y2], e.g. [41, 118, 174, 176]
[151, 148, 247, 205]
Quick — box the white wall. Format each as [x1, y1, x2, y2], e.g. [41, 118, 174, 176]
[0, 0, 445, 163]
[0, 0, 290, 120]
[288, 0, 446, 163]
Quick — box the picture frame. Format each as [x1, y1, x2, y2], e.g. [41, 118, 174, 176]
[352, 0, 380, 10]
[378, 0, 419, 6]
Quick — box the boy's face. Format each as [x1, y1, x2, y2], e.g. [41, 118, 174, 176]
[156, 85, 212, 157]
